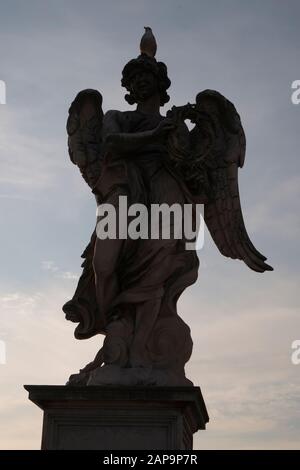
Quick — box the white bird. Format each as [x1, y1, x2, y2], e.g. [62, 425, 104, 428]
[140, 26, 157, 58]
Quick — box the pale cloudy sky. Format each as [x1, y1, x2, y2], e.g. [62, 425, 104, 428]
[0, 0, 300, 449]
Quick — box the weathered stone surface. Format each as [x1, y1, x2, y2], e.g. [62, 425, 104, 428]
[24, 385, 209, 450]
[63, 29, 272, 390]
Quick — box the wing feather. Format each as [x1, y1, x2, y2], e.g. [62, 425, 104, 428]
[193, 90, 273, 273]
[67, 89, 104, 188]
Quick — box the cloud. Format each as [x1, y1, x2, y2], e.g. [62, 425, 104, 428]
[41, 261, 58, 273]
[0, 108, 64, 191]
[246, 175, 300, 240]
[183, 287, 300, 448]
[1, 0, 300, 450]
[0, 284, 102, 449]
[42, 260, 79, 281]
[1, 265, 299, 449]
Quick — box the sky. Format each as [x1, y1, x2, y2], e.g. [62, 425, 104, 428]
[0, 0, 300, 450]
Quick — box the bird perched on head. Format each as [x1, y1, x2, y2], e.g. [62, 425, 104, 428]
[140, 26, 157, 58]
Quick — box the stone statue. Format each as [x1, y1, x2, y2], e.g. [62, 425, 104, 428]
[63, 28, 272, 387]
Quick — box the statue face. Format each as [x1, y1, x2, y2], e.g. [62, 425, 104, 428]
[130, 71, 158, 102]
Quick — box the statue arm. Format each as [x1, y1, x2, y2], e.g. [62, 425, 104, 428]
[103, 110, 174, 155]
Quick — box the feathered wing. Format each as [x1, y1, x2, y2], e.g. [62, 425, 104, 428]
[67, 88, 104, 188]
[63, 89, 105, 337]
[189, 89, 273, 273]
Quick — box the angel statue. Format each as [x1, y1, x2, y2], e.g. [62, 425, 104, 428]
[63, 28, 272, 387]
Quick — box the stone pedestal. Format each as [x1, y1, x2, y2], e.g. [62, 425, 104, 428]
[24, 385, 209, 450]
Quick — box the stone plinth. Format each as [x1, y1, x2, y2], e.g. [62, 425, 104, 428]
[24, 385, 209, 450]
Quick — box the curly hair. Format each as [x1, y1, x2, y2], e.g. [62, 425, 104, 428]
[121, 53, 171, 106]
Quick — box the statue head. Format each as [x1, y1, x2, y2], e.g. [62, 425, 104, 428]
[121, 32, 171, 106]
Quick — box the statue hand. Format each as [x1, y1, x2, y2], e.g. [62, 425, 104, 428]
[152, 118, 176, 140]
